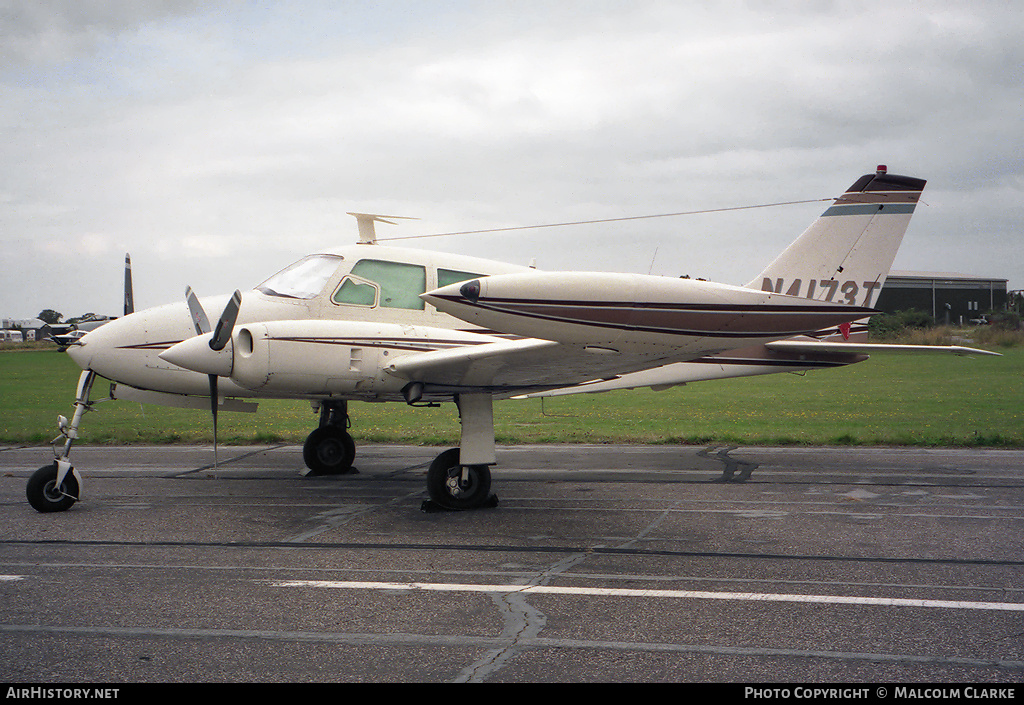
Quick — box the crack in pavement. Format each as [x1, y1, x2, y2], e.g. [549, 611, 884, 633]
[453, 502, 688, 682]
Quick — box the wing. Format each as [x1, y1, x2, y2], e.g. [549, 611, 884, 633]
[385, 336, 695, 398]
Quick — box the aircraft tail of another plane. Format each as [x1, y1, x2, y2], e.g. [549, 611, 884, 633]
[746, 166, 926, 308]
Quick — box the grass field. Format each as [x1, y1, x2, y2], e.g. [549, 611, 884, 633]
[2, 342, 1021, 448]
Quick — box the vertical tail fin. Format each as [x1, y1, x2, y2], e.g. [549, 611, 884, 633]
[124, 253, 134, 316]
[746, 166, 926, 308]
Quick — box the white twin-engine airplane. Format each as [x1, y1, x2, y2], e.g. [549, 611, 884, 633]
[28, 166, 997, 513]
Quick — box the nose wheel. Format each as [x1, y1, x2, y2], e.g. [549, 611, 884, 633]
[26, 462, 80, 513]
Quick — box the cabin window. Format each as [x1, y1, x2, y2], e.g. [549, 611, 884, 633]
[257, 254, 342, 299]
[332, 259, 426, 310]
[332, 277, 378, 307]
[437, 268, 485, 288]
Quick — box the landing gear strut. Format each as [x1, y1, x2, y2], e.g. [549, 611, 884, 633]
[302, 400, 356, 475]
[26, 370, 96, 512]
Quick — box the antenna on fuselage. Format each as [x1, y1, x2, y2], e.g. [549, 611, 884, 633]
[346, 212, 419, 244]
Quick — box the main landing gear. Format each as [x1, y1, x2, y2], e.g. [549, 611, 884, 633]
[303, 395, 498, 512]
[303, 401, 357, 475]
[424, 448, 495, 511]
[26, 370, 97, 513]
[422, 393, 498, 512]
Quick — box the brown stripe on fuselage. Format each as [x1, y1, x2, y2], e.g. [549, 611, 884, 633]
[462, 297, 875, 338]
[118, 340, 183, 351]
[269, 336, 488, 352]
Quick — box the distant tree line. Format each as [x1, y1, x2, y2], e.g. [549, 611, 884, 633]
[869, 308, 1022, 338]
[36, 309, 63, 325]
[35, 310, 105, 326]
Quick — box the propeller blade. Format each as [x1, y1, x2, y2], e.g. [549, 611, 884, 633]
[124, 253, 134, 316]
[182, 286, 235, 473]
[210, 290, 242, 352]
[185, 286, 211, 335]
[209, 373, 219, 471]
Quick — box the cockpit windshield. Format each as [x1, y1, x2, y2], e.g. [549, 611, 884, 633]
[257, 254, 343, 299]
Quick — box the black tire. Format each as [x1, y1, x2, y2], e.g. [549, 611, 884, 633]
[426, 448, 492, 510]
[26, 463, 79, 513]
[302, 426, 356, 475]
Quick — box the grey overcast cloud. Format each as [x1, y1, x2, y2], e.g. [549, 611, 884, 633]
[2, 1, 1021, 320]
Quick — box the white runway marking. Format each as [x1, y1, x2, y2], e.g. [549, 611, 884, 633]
[270, 579, 1024, 612]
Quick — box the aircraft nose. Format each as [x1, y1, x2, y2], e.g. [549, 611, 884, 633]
[64, 335, 93, 370]
[63, 315, 127, 372]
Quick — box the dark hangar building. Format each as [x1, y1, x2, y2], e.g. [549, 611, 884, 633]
[876, 270, 1009, 324]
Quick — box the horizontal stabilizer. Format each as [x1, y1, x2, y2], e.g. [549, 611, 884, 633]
[765, 340, 1001, 357]
[516, 336, 999, 399]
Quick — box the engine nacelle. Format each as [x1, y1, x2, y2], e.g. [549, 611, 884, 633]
[228, 319, 496, 397]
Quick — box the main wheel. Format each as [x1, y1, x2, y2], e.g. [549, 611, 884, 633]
[26, 463, 79, 513]
[426, 448, 492, 510]
[303, 426, 356, 475]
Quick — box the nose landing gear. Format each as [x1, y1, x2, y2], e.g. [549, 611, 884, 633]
[26, 370, 99, 513]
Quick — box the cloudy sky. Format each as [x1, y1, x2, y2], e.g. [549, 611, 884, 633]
[2, 0, 1021, 320]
